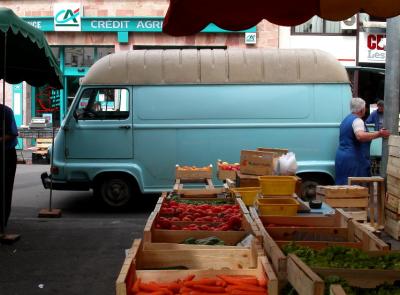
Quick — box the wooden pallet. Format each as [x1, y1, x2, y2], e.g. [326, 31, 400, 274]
[115, 238, 278, 295]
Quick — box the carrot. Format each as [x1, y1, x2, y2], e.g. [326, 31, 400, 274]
[191, 285, 226, 293]
[226, 284, 267, 292]
[258, 276, 268, 287]
[139, 282, 173, 294]
[132, 278, 141, 293]
[182, 274, 196, 282]
[156, 282, 181, 292]
[180, 286, 195, 293]
[217, 275, 259, 286]
[230, 290, 267, 295]
[184, 278, 219, 287]
[186, 292, 228, 295]
[135, 292, 169, 295]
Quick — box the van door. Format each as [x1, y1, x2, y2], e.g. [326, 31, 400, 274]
[65, 87, 132, 159]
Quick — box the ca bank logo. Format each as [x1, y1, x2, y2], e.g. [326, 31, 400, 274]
[245, 33, 257, 45]
[54, 4, 82, 31]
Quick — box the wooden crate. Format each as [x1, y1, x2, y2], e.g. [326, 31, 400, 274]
[240, 150, 276, 176]
[387, 175, 400, 197]
[386, 192, 400, 214]
[287, 254, 325, 295]
[116, 238, 278, 295]
[287, 252, 400, 295]
[384, 216, 400, 240]
[330, 285, 346, 295]
[249, 207, 388, 280]
[143, 196, 256, 246]
[316, 185, 369, 221]
[236, 171, 261, 187]
[175, 164, 213, 180]
[216, 160, 239, 181]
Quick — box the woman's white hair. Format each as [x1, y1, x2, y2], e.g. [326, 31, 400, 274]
[350, 97, 366, 113]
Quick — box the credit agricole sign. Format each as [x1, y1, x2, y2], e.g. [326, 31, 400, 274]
[23, 4, 256, 34]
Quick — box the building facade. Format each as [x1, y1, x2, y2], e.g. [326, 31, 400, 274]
[1, 0, 279, 142]
[280, 14, 387, 109]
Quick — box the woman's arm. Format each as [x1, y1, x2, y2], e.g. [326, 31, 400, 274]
[355, 128, 390, 142]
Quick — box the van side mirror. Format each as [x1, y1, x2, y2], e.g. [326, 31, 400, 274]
[73, 111, 79, 122]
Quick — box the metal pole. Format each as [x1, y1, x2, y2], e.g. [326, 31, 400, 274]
[353, 13, 360, 97]
[48, 113, 55, 212]
[1, 32, 7, 235]
[381, 16, 400, 177]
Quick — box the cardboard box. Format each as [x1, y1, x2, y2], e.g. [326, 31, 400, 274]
[257, 147, 288, 157]
[240, 150, 275, 176]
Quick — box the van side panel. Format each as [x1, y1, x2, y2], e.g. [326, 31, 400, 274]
[133, 84, 350, 192]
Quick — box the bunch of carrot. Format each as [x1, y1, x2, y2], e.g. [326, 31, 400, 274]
[131, 274, 268, 295]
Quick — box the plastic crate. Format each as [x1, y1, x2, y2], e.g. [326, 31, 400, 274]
[255, 197, 299, 216]
[231, 187, 261, 206]
[258, 176, 297, 196]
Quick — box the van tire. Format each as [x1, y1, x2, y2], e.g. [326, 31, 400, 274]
[299, 174, 333, 201]
[95, 175, 133, 208]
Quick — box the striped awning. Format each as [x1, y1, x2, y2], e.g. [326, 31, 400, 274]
[162, 0, 400, 36]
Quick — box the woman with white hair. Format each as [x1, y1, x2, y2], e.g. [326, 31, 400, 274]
[335, 97, 390, 185]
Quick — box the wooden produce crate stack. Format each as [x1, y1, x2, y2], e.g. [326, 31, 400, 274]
[385, 135, 400, 239]
[235, 149, 279, 187]
[316, 185, 369, 222]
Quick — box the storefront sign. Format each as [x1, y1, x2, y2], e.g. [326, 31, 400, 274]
[245, 32, 257, 44]
[23, 16, 256, 34]
[359, 32, 386, 63]
[54, 3, 83, 32]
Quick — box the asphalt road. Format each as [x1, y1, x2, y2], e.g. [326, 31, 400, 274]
[1, 164, 159, 295]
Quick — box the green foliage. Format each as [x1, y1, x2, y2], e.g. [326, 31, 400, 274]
[282, 242, 400, 270]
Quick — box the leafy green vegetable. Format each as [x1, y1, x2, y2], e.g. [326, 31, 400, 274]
[181, 236, 225, 245]
[283, 243, 400, 270]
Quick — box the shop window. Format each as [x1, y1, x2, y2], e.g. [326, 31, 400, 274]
[34, 85, 61, 126]
[65, 47, 94, 67]
[97, 47, 115, 60]
[74, 88, 129, 120]
[64, 46, 114, 67]
[292, 16, 343, 35]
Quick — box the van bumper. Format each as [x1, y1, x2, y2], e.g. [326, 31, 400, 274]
[41, 172, 91, 191]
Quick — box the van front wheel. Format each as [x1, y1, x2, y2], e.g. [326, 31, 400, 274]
[96, 176, 132, 208]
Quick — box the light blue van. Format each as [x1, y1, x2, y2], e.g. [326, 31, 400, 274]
[41, 48, 352, 207]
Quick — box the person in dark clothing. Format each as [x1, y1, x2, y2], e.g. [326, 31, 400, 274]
[0, 103, 18, 226]
[335, 97, 390, 185]
[366, 100, 384, 131]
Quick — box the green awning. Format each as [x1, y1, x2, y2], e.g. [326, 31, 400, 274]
[0, 7, 63, 89]
[345, 66, 385, 75]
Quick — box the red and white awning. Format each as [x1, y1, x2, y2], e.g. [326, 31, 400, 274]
[162, 0, 400, 36]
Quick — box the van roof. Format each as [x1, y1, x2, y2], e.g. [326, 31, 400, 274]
[82, 49, 349, 85]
